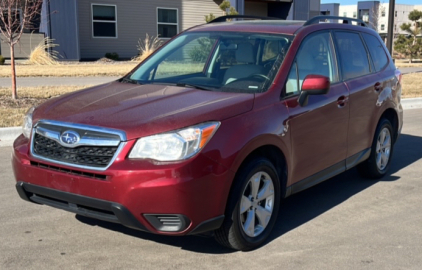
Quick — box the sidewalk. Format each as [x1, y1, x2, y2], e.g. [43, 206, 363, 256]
[398, 67, 422, 74]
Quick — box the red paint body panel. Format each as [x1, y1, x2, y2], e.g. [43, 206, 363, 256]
[12, 135, 235, 235]
[12, 20, 404, 237]
[301, 75, 330, 92]
[285, 82, 350, 184]
[33, 83, 254, 140]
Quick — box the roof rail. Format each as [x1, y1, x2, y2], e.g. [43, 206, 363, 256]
[304, 16, 367, 27]
[208, 15, 279, 23]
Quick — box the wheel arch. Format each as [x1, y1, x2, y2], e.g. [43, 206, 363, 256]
[230, 142, 289, 201]
[378, 107, 399, 143]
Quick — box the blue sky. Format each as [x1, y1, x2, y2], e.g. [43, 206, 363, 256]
[321, 0, 421, 4]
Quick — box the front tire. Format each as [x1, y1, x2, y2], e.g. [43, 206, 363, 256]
[357, 118, 394, 179]
[214, 157, 281, 251]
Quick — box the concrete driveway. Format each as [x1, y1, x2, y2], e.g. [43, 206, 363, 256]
[1, 109, 422, 269]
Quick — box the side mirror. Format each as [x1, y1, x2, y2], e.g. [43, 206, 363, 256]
[298, 75, 330, 107]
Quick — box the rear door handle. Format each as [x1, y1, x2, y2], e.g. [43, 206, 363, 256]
[337, 96, 349, 107]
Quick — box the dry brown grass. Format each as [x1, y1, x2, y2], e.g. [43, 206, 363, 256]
[27, 37, 60, 66]
[0, 85, 91, 127]
[132, 34, 162, 62]
[0, 62, 137, 77]
[0, 108, 28, 128]
[401, 73, 422, 98]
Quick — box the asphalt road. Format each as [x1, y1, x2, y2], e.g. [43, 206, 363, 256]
[1, 109, 422, 269]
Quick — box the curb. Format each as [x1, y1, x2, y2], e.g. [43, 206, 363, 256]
[0, 127, 21, 147]
[1, 98, 421, 147]
[401, 97, 422, 110]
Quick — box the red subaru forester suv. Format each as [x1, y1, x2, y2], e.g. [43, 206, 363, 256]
[13, 16, 403, 250]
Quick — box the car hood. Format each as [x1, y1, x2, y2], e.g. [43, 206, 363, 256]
[33, 81, 254, 140]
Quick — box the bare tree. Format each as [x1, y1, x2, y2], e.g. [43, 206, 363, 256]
[0, 0, 43, 99]
[369, 3, 385, 31]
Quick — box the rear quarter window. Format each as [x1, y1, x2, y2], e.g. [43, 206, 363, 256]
[362, 33, 389, 72]
[334, 31, 370, 81]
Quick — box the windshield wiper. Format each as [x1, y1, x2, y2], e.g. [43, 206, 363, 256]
[176, 82, 215, 91]
[120, 77, 143, 85]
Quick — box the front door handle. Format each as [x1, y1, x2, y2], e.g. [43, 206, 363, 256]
[337, 96, 349, 107]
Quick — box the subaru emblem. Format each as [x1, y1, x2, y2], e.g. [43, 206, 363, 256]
[60, 130, 80, 145]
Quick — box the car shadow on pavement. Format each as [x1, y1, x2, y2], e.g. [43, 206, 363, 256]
[76, 133, 422, 253]
[267, 133, 422, 247]
[75, 214, 234, 254]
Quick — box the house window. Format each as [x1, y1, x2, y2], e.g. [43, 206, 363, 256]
[395, 11, 397, 17]
[157, 8, 178, 38]
[353, 12, 357, 18]
[343, 12, 347, 17]
[92, 4, 117, 38]
[381, 24, 385, 31]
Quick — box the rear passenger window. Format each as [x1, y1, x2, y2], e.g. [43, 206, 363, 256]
[334, 32, 370, 80]
[285, 32, 337, 96]
[362, 33, 389, 72]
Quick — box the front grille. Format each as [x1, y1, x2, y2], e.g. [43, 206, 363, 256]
[33, 133, 118, 168]
[31, 161, 108, 180]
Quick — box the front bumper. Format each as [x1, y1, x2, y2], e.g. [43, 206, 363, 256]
[12, 135, 231, 235]
[16, 181, 149, 231]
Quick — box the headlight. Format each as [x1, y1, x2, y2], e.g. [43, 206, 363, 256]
[129, 122, 220, 161]
[22, 106, 35, 139]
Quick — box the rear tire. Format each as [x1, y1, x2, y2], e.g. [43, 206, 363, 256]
[357, 118, 394, 179]
[214, 157, 281, 251]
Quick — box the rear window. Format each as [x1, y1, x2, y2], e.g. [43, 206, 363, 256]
[334, 32, 370, 81]
[362, 33, 389, 72]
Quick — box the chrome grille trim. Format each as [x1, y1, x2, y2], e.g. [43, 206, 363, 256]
[35, 119, 127, 141]
[35, 127, 120, 148]
[30, 120, 127, 171]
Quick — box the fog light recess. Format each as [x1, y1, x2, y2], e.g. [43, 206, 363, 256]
[144, 214, 190, 232]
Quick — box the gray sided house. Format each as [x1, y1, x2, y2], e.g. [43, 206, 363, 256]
[320, 3, 340, 16]
[1, 0, 320, 60]
[42, 0, 224, 60]
[0, 1, 44, 58]
[42, 0, 320, 61]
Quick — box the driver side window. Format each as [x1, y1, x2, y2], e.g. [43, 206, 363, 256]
[285, 32, 337, 97]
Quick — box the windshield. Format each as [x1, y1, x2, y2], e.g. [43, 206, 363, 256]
[127, 31, 292, 93]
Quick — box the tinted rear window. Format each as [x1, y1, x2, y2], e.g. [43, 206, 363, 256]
[334, 32, 370, 80]
[362, 33, 389, 72]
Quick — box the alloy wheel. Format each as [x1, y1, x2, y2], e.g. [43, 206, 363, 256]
[376, 127, 391, 171]
[239, 171, 275, 237]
